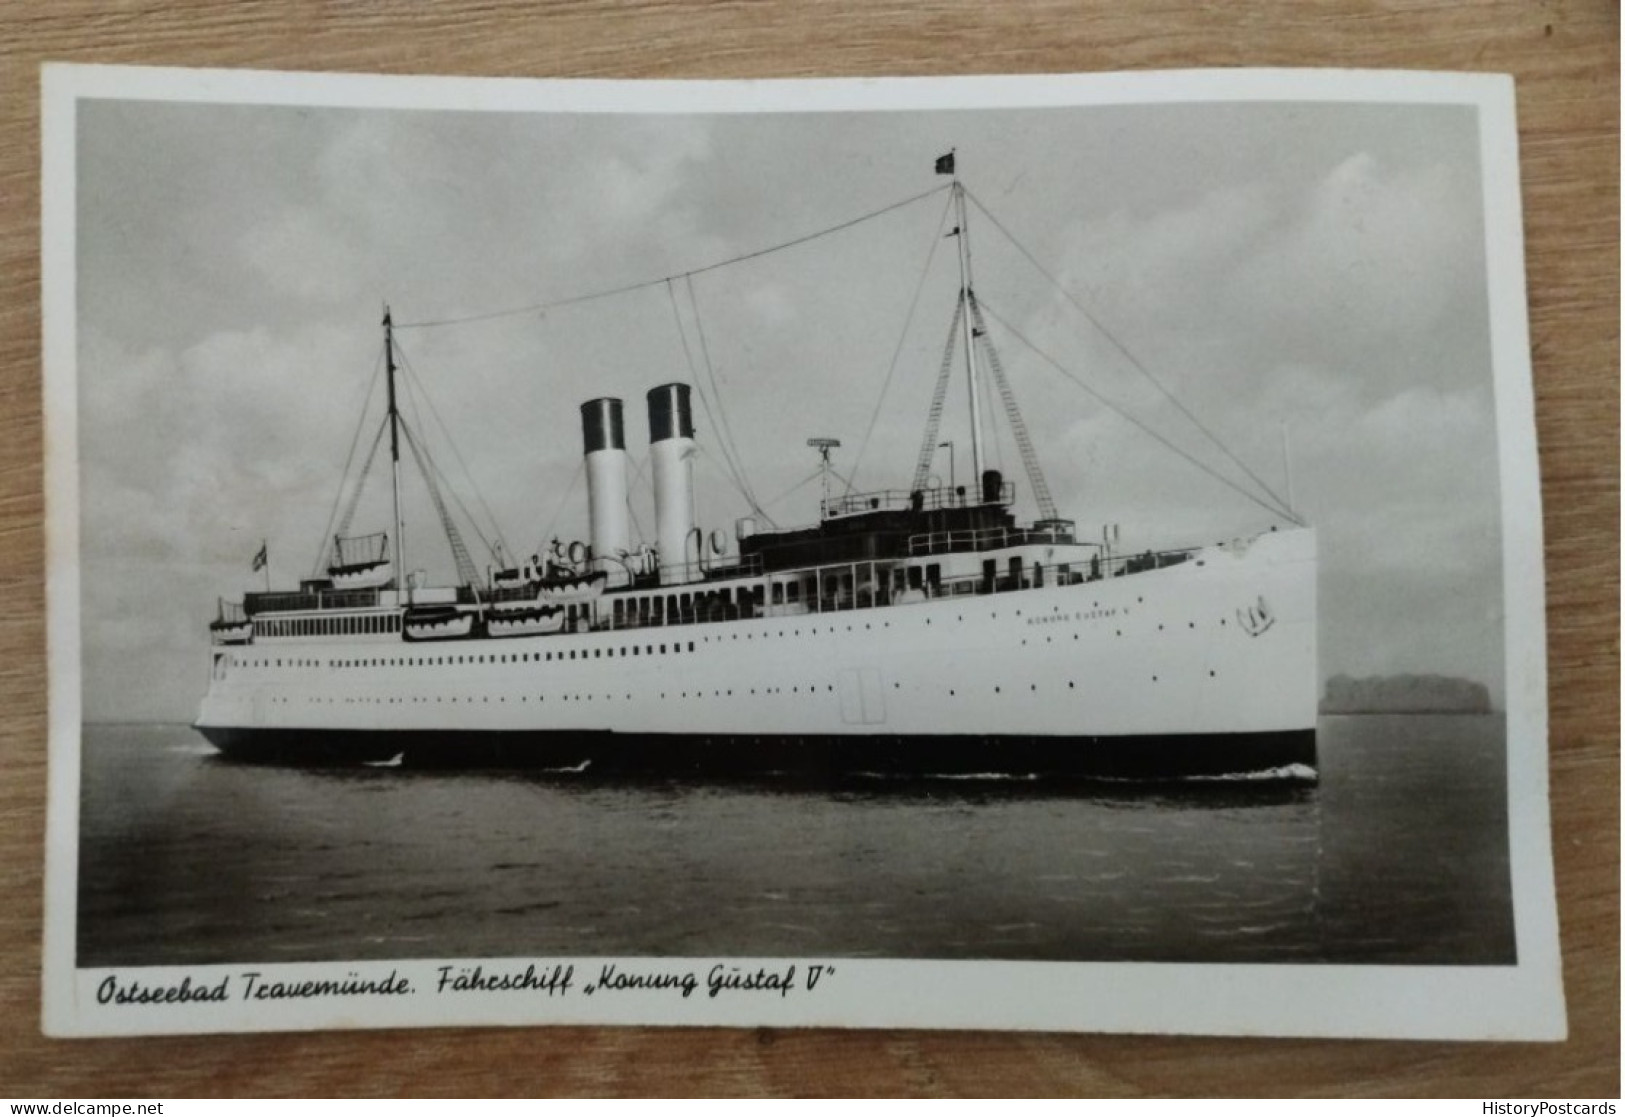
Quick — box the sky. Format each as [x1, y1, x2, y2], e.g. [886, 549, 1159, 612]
[73, 91, 1509, 721]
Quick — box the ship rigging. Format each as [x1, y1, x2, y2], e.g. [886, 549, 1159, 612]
[198, 155, 1318, 780]
[311, 161, 1299, 605]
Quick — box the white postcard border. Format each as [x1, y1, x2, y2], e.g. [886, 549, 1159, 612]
[39, 63, 1565, 1041]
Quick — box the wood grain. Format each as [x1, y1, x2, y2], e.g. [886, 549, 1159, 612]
[0, 0, 1615, 1097]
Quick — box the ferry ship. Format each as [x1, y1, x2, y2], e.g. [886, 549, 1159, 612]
[194, 167, 1318, 779]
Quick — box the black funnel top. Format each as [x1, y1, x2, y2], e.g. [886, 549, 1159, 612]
[581, 398, 625, 454]
[647, 383, 694, 443]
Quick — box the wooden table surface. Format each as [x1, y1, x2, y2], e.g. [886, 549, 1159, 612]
[0, 0, 1616, 1098]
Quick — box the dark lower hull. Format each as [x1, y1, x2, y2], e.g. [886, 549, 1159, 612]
[194, 726, 1316, 782]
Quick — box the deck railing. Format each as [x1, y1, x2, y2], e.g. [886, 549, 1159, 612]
[906, 522, 1077, 556]
[819, 483, 1014, 520]
[237, 543, 1202, 640]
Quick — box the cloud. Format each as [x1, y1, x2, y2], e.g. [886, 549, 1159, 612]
[237, 209, 361, 304]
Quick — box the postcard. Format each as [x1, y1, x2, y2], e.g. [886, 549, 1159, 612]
[40, 64, 1563, 1038]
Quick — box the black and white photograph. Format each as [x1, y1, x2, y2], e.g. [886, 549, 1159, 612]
[42, 66, 1562, 1038]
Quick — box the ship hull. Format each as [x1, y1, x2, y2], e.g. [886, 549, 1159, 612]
[197, 527, 1318, 781]
[195, 725, 1314, 781]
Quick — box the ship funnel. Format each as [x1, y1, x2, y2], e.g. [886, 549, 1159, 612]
[581, 397, 631, 586]
[647, 383, 700, 585]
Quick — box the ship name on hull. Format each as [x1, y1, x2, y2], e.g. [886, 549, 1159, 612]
[1027, 607, 1120, 627]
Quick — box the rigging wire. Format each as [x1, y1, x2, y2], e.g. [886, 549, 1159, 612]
[332, 421, 389, 550]
[621, 451, 649, 548]
[845, 188, 957, 496]
[394, 342, 512, 559]
[975, 298, 1302, 524]
[963, 186, 1295, 517]
[310, 343, 387, 577]
[970, 294, 1058, 521]
[395, 183, 954, 331]
[761, 466, 825, 512]
[684, 272, 770, 523]
[908, 298, 964, 495]
[664, 281, 765, 522]
[398, 421, 485, 587]
[402, 410, 501, 561]
[390, 364, 504, 565]
[692, 444, 774, 529]
[536, 456, 585, 553]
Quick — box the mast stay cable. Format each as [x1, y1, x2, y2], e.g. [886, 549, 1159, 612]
[968, 293, 1060, 522]
[683, 273, 771, 525]
[394, 342, 512, 559]
[331, 421, 389, 557]
[847, 189, 956, 497]
[975, 297, 1302, 524]
[395, 184, 953, 331]
[536, 457, 585, 556]
[399, 390, 505, 566]
[664, 280, 769, 525]
[963, 186, 1295, 517]
[761, 466, 826, 512]
[399, 421, 485, 587]
[908, 299, 964, 496]
[310, 344, 386, 577]
[390, 353, 507, 577]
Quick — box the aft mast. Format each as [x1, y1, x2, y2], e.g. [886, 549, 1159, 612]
[383, 306, 406, 597]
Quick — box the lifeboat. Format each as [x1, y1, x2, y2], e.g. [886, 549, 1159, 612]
[328, 559, 394, 590]
[487, 606, 566, 638]
[208, 619, 254, 645]
[539, 570, 607, 604]
[402, 606, 476, 641]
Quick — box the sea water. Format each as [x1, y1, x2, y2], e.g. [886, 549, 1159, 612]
[75, 716, 1514, 967]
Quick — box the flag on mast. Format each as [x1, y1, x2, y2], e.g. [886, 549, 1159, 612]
[934, 151, 956, 176]
[251, 541, 268, 572]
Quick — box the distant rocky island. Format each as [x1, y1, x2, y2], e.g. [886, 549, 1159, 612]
[1321, 673, 1494, 714]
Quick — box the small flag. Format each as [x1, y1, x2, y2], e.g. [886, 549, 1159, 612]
[935, 152, 956, 176]
[251, 542, 268, 572]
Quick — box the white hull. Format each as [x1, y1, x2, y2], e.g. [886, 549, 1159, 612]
[198, 528, 1316, 752]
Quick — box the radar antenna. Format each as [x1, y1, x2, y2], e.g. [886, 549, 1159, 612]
[808, 438, 842, 518]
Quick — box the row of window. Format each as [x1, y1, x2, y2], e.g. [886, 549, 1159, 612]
[224, 640, 698, 672]
[225, 599, 1203, 676]
[258, 674, 1218, 706]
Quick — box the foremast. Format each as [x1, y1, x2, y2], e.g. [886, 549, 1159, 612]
[383, 307, 407, 598]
